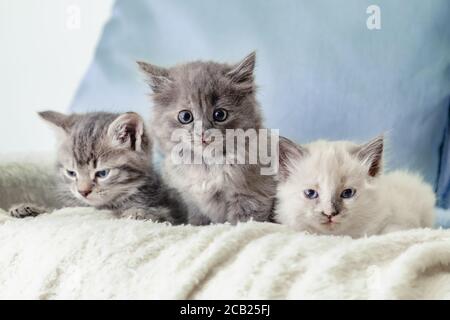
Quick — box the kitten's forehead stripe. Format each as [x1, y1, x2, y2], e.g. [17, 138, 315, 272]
[70, 113, 118, 166]
[197, 88, 203, 111]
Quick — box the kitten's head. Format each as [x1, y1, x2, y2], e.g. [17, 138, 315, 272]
[39, 111, 151, 208]
[137, 52, 263, 157]
[276, 136, 384, 235]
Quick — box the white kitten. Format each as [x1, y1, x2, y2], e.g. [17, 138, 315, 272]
[275, 136, 435, 238]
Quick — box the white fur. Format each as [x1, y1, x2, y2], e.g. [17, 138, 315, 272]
[275, 140, 436, 238]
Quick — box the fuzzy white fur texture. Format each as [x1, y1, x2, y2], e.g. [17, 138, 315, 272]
[276, 140, 436, 237]
[1, 159, 450, 299]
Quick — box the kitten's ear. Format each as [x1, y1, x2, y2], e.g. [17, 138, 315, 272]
[38, 111, 74, 136]
[137, 61, 172, 93]
[226, 51, 256, 84]
[278, 136, 305, 182]
[355, 135, 384, 177]
[107, 112, 147, 152]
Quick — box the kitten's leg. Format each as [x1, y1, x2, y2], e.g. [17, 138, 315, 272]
[188, 211, 211, 226]
[227, 194, 273, 224]
[119, 207, 175, 224]
[9, 203, 48, 218]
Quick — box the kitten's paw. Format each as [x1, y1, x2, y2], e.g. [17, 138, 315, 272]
[9, 204, 47, 218]
[120, 208, 149, 220]
[227, 196, 271, 224]
[119, 207, 174, 223]
[188, 213, 211, 226]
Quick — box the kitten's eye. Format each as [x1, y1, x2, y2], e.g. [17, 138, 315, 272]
[213, 108, 228, 122]
[95, 169, 110, 179]
[341, 188, 356, 199]
[178, 110, 193, 124]
[66, 170, 77, 178]
[304, 189, 319, 199]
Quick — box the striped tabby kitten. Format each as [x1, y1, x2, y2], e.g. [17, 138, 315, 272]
[9, 111, 185, 224]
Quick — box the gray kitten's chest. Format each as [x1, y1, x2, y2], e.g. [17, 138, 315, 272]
[163, 161, 241, 222]
[163, 160, 276, 224]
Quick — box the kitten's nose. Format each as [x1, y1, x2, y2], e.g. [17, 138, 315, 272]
[321, 211, 339, 218]
[201, 132, 206, 144]
[78, 189, 92, 198]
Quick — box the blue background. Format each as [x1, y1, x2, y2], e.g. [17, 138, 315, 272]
[70, 0, 450, 209]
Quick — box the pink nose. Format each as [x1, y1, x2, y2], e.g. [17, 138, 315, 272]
[201, 132, 207, 144]
[78, 189, 92, 198]
[322, 211, 339, 218]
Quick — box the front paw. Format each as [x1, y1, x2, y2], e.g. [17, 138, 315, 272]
[9, 204, 47, 218]
[119, 207, 173, 223]
[188, 212, 211, 226]
[120, 208, 148, 220]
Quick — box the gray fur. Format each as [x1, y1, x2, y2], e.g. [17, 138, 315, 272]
[10, 203, 48, 218]
[354, 135, 384, 177]
[10, 111, 185, 224]
[138, 52, 276, 225]
[278, 136, 306, 182]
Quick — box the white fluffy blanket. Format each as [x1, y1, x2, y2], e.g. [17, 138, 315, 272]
[1, 160, 450, 299]
[1, 209, 450, 299]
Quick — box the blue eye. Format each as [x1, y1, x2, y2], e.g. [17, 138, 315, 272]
[95, 169, 110, 179]
[178, 110, 193, 124]
[304, 189, 319, 199]
[66, 170, 77, 178]
[341, 188, 356, 199]
[213, 108, 228, 122]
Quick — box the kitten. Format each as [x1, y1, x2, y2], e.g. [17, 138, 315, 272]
[9, 111, 185, 224]
[275, 136, 435, 237]
[137, 52, 276, 224]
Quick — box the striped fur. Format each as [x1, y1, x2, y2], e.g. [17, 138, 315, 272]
[18, 111, 186, 224]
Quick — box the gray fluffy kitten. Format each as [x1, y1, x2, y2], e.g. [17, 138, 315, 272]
[137, 52, 276, 225]
[9, 111, 185, 224]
